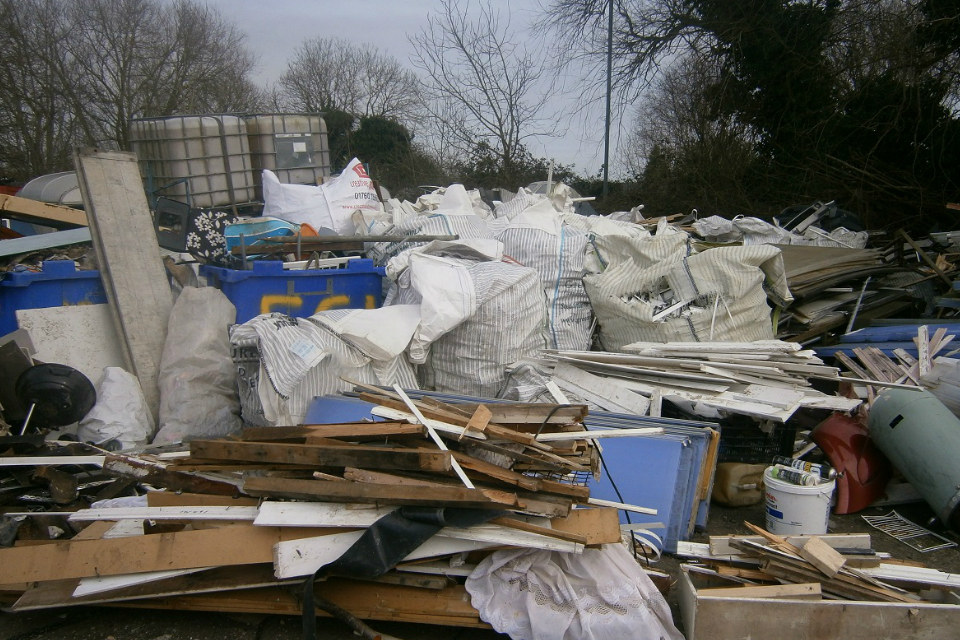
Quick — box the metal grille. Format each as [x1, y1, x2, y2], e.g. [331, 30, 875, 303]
[862, 510, 958, 553]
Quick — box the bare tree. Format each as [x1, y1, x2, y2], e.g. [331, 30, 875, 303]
[0, 0, 80, 180]
[277, 38, 421, 123]
[58, 0, 259, 148]
[0, 0, 260, 179]
[625, 54, 756, 214]
[410, 0, 559, 174]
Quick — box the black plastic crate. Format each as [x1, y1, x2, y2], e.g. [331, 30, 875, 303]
[717, 418, 796, 464]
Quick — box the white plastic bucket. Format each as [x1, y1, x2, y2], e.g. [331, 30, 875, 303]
[764, 466, 835, 535]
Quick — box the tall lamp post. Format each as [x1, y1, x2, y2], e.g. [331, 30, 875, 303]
[602, 0, 613, 199]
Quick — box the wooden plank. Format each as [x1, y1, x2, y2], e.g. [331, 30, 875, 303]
[11, 564, 288, 611]
[917, 325, 931, 378]
[709, 533, 872, 557]
[253, 501, 394, 528]
[189, 440, 452, 473]
[442, 402, 588, 426]
[74, 148, 174, 421]
[393, 385, 474, 488]
[0, 193, 88, 228]
[462, 404, 492, 439]
[835, 351, 872, 380]
[699, 582, 822, 600]
[102, 580, 489, 628]
[679, 567, 960, 640]
[68, 506, 259, 522]
[146, 492, 259, 507]
[103, 455, 240, 496]
[489, 516, 588, 545]
[800, 536, 848, 578]
[242, 476, 516, 508]
[549, 508, 623, 546]
[0, 524, 336, 583]
[241, 423, 425, 442]
[450, 451, 541, 492]
[0, 456, 105, 467]
[74, 568, 209, 597]
[587, 497, 657, 515]
[72, 521, 116, 541]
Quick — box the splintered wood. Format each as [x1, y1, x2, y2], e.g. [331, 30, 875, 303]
[834, 325, 957, 407]
[0, 390, 644, 629]
[678, 522, 957, 608]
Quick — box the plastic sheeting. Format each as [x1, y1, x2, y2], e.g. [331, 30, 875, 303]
[693, 215, 869, 249]
[78, 367, 155, 449]
[466, 544, 684, 640]
[153, 287, 241, 444]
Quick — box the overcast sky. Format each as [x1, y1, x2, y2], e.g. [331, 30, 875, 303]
[203, 0, 613, 176]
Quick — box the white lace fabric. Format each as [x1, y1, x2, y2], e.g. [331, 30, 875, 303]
[465, 545, 684, 640]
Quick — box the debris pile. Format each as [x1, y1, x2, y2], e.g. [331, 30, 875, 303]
[4, 146, 960, 639]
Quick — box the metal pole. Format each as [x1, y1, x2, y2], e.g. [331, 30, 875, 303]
[602, 0, 614, 199]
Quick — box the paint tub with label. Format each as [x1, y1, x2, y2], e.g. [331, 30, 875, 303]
[764, 465, 835, 535]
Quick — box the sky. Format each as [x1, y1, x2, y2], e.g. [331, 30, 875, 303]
[202, 0, 614, 177]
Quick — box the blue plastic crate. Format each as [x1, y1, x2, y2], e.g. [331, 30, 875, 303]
[201, 259, 385, 323]
[0, 260, 107, 337]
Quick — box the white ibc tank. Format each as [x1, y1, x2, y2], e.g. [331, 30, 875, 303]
[245, 113, 331, 201]
[129, 115, 256, 209]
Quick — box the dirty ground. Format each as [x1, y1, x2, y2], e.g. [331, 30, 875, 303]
[4, 498, 956, 640]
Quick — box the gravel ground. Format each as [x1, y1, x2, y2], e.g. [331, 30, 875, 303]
[3, 499, 957, 640]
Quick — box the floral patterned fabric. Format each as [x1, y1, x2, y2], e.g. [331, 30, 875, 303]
[186, 209, 242, 266]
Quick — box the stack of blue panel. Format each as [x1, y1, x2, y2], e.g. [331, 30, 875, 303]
[814, 323, 960, 359]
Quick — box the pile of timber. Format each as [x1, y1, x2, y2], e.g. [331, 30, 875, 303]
[548, 340, 861, 422]
[0, 388, 649, 630]
[817, 325, 958, 407]
[678, 522, 960, 604]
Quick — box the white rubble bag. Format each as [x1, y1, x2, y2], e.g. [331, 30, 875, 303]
[77, 367, 155, 449]
[585, 240, 793, 349]
[384, 242, 547, 398]
[262, 158, 382, 234]
[230, 311, 418, 427]
[496, 198, 593, 350]
[465, 544, 684, 640]
[366, 185, 497, 266]
[153, 287, 242, 444]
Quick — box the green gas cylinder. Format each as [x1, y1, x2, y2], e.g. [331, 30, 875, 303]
[868, 388, 960, 530]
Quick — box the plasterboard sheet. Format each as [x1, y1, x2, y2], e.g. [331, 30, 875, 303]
[16, 304, 124, 381]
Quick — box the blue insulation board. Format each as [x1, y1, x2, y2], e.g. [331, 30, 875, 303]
[304, 395, 386, 424]
[840, 324, 960, 343]
[586, 410, 717, 552]
[389, 389, 719, 554]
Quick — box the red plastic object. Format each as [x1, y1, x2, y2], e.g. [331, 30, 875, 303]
[811, 412, 892, 514]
